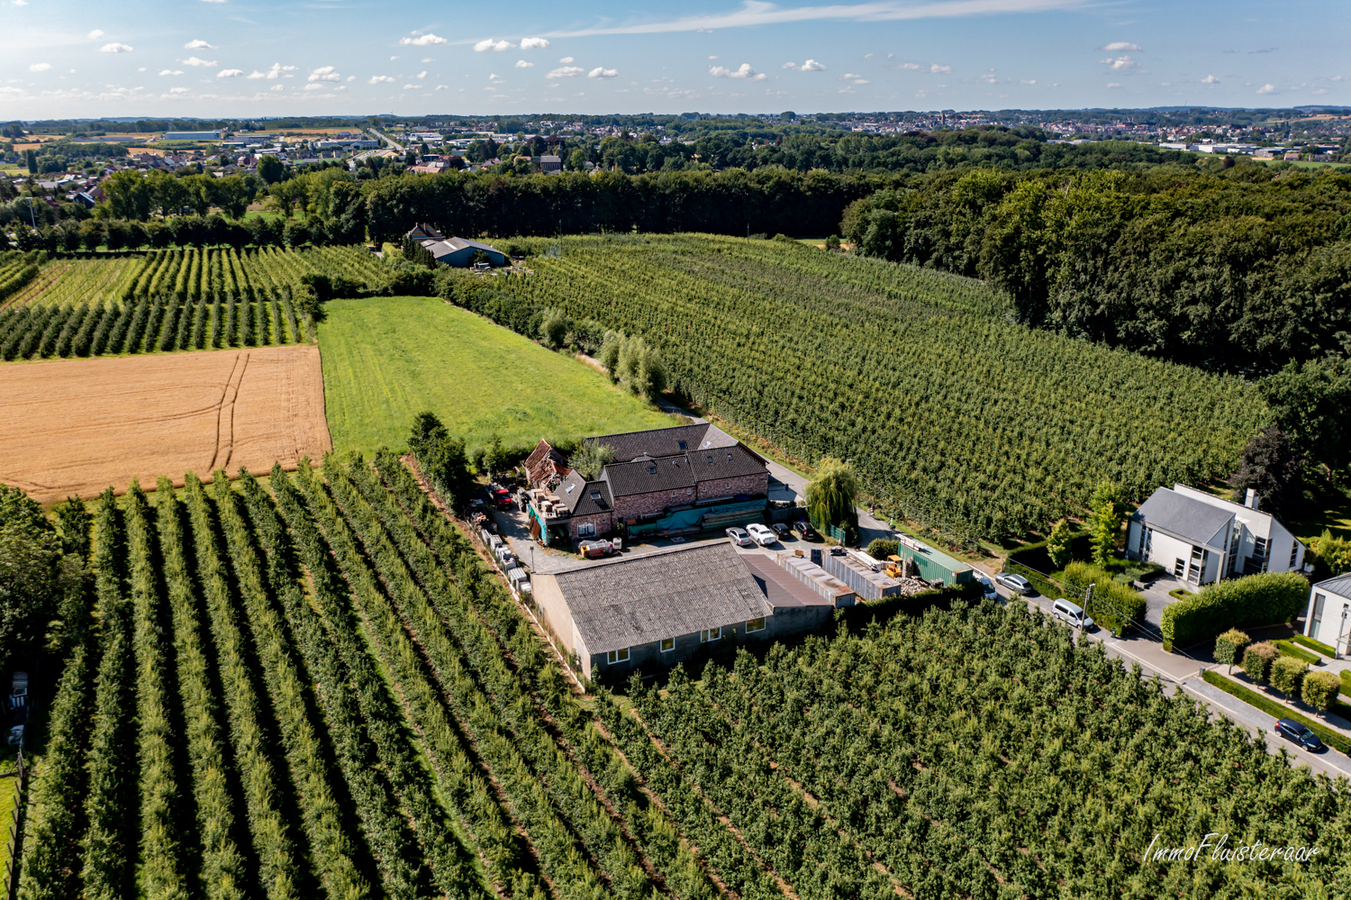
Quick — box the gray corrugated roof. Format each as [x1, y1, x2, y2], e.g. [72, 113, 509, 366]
[603, 455, 696, 498]
[1314, 573, 1351, 598]
[1134, 487, 1233, 547]
[552, 543, 771, 653]
[557, 470, 613, 517]
[588, 423, 736, 463]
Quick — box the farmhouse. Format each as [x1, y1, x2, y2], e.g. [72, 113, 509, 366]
[1304, 573, 1351, 657]
[524, 424, 770, 545]
[530, 542, 836, 681]
[405, 223, 507, 267]
[1125, 484, 1306, 587]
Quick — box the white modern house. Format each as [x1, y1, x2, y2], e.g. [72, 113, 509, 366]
[1125, 484, 1305, 588]
[1304, 574, 1351, 657]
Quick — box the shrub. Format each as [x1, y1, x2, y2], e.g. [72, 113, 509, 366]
[1214, 629, 1250, 674]
[1060, 561, 1147, 636]
[1268, 655, 1308, 698]
[866, 539, 898, 561]
[1274, 639, 1320, 666]
[1160, 571, 1308, 650]
[1241, 642, 1278, 682]
[1301, 670, 1342, 714]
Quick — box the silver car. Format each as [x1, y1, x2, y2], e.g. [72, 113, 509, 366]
[994, 572, 1032, 595]
[725, 527, 753, 547]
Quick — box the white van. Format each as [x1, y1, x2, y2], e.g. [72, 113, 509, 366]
[1052, 598, 1095, 630]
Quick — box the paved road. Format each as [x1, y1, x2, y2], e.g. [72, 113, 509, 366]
[369, 127, 404, 153]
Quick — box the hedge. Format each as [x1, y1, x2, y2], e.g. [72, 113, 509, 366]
[1274, 639, 1321, 666]
[1060, 561, 1147, 636]
[1292, 634, 1337, 658]
[1202, 670, 1351, 755]
[1161, 571, 1309, 651]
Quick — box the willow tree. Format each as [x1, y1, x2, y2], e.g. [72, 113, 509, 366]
[805, 458, 859, 543]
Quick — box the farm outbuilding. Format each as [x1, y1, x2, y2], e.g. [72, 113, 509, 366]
[891, 535, 974, 587]
[405, 224, 507, 268]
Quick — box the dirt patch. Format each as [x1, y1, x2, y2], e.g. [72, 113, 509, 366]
[0, 345, 331, 503]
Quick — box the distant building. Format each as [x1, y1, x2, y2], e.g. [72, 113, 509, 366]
[531, 542, 835, 681]
[1304, 574, 1351, 657]
[1126, 484, 1305, 587]
[404, 224, 507, 267]
[539, 154, 562, 173]
[163, 131, 223, 141]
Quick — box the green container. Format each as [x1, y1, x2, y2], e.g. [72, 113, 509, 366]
[893, 536, 973, 586]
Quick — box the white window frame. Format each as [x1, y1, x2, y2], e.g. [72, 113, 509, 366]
[606, 647, 630, 665]
[660, 637, 674, 653]
[745, 617, 766, 634]
[700, 627, 721, 643]
[577, 522, 595, 537]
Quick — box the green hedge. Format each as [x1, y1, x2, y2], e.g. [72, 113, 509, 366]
[1201, 670, 1351, 755]
[1060, 561, 1148, 636]
[1292, 634, 1337, 658]
[1275, 640, 1322, 666]
[1161, 572, 1309, 651]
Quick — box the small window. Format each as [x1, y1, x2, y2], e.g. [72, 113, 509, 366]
[660, 637, 674, 653]
[677, 441, 687, 450]
[700, 627, 721, 643]
[606, 647, 630, 665]
[590, 491, 601, 500]
[745, 617, 765, 634]
[565, 483, 575, 493]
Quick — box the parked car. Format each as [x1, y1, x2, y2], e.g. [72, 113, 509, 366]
[1051, 598, 1095, 631]
[974, 574, 998, 600]
[746, 523, 777, 546]
[791, 520, 820, 541]
[1274, 718, 1326, 752]
[725, 527, 753, 547]
[769, 522, 791, 539]
[995, 572, 1032, 595]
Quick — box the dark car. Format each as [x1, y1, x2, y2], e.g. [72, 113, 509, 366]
[769, 522, 791, 539]
[791, 520, 820, 541]
[1274, 718, 1326, 752]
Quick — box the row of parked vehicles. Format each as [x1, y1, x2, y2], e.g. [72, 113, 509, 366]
[992, 571, 1098, 631]
[725, 520, 819, 548]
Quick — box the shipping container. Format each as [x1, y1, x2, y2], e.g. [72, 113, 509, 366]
[821, 548, 905, 600]
[892, 534, 974, 586]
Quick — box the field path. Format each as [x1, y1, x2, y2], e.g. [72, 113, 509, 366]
[0, 344, 331, 503]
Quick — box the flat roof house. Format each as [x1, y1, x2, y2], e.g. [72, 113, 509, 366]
[1126, 484, 1305, 588]
[531, 542, 835, 681]
[1304, 574, 1351, 658]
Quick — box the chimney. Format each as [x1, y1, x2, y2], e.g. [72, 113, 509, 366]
[1244, 488, 1259, 510]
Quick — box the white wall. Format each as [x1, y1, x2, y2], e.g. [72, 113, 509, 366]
[1136, 526, 1221, 586]
[1305, 588, 1351, 656]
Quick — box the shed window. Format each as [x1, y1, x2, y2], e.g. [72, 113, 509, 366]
[745, 617, 766, 634]
[660, 637, 674, 653]
[700, 627, 721, 643]
[606, 648, 630, 665]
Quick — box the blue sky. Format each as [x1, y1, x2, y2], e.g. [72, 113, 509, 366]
[1, 0, 1347, 118]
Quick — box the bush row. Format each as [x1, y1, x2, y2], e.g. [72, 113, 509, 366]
[1161, 572, 1309, 651]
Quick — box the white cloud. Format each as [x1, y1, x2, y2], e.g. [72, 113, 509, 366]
[1100, 41, 1142, 51]
[1200, 74, 1219, 84]
[248, 63, 296, 80]
[434, 84, 448, 90]
[88, 29, 104, 40]
[781, 61, 797, 69]
[303, 83, 323, 91]
[11, 1, 27, 6]
[843, 72, 869, 84]
[589, 66, 618, 79]
[100, 43, 133, 53]
[271, 83, 284, 91]
[309, 65, 340, 82]
[182, 56, 216, 66]
[520, 37, 550, 49]
[416, 70, 427, 79]
[1106, 82, 1121, 88]
[893, 61, 920, 70]
[515, 60, 533, 68]
[404, 84, 423, 89]
[930, 63, 950, 73]
[548, 65, 584, 78]
[474, 38, 516, 52]
[400, 33, 447, 46]
[1021, 78, 1036, 84]
[28, 63, 51, 72]
[710, 63, 766, 81]
[369, 75, 394, 84]
[1100, 55, 1138, 71]
[185, 39, 216, 49]
[1257, 83, 1276, 94]
[864, 52, 874, 59]
[390, 56, 399, 61]
[709, 55, 719, 60]
[421, 57, 433, 62]
[489, 73, 503, 82]
[217, 68, 244, 78]
[159, 69, 184, 76]
[800, 59, 826, 71]
[559, 56, 574, 63]
[169, 87, 189, 94]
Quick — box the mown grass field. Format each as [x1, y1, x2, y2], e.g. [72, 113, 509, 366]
[318, 296, 673, 456]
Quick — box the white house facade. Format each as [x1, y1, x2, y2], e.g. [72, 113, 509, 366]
[1304, 574, 1351, 657]
[1126, 484, 1305, 588]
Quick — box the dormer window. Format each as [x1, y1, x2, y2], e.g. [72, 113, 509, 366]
[590, 491, 601, 501]
[677, 440, 687, 450]
[565, 483, 575, 493]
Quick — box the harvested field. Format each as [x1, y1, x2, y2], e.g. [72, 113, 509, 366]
[0, 344, 330, 502]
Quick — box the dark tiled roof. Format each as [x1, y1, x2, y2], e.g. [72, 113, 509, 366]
[588, 423, 736, 463]
[557, 470, 613, 517]
[688, 444, 767, 486]
[551, 543, 772, 653]
[602, 455, 696, 498]
[1133, 487, 1233, 547]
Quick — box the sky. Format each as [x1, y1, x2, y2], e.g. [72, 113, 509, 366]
[0, 0, 1347, 119]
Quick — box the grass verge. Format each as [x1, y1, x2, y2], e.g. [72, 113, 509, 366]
[318, 296, 674, 456]
[1202, 670, 1351, 755]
